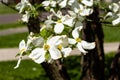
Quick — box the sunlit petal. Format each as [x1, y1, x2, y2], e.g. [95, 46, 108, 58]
[81, 40, 95, 49]
[62, 48, 72, 57]
[54, 23, 64, 34]
[49, 47, 62, 59]
[29, 48, 46, 64]
[68, 38, 76, 44]
[77, 43, 87, 54]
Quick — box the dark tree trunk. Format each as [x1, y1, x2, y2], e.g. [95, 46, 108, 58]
[109, 44, 120, 80]
[27, 15, 70, 80]
[81, 6, 105, 80]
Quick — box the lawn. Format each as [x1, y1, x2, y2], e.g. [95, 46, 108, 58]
[0, 32, 28, 48]
[0, 3, 17, 14]
[0, 22, 25, 30]
[0, 52, 115, 80]
[103, 25, 120, 42]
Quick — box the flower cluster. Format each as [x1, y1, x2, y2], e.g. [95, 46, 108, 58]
[14, 0, 96, 69]
[105, 1, 120, 25]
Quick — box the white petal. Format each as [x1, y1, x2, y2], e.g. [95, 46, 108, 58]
[49, 47, 62, 59]
[68, 0, 75, 5]
[51, 1, 56, 7]
[72, 27, 80, 39]
[112, 17, 120, 25]
[14, 53, 22, 69]
[19, 40, 26, 51]
[54, 23, 64, 34]
[29, 48, 46, 64]
[82, 0, 93, 7]
[32, 36, 44, 47]
[63, 15, 74, 27]
[62, 48, 72, 57]
[81, 40, 95, 49]
[80, 8, 93, 16]
[77, 43, 87, 54]
[68, 38, 76, 44]
[47, 36, 61, 46]
[59, 0, 67, 8]
[42, 1, 50, 6]
[109, 3, 119, 13]
[61, 35, 69, 47]
[104, 12, 113, 19]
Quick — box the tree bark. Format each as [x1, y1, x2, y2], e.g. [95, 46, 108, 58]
[81, 6, 105, 80]
[109, 44, 120, 80]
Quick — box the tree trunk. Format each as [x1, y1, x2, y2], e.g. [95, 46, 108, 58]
[81, 6, 105, 80]
[27, 16, 70, 80]
[109, 44, 120, 80]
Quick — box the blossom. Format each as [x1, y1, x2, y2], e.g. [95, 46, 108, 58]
[81, 0, 93, 7]
[74, 4, 93, 16]
[14, 40, 29, 69]
[21, 11, 30, 22]
[57, 35, 72, 57]
[59, 0, 67, 8]
[50, 9, 74, 34]
[29, 36, 63, 64]
[109, 3, 119, 13]
[68, 27, 95, 54]
[42, 0, 56, 7]
[112, 17, 120, 25]
[16, 0, 32, 13]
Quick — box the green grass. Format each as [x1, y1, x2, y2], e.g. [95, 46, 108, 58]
[0, 53, 116, 80]
[0, 3, 17, 14]
[0, 32, 28, 48]
[0, 60, 49, 80]
[103, 24, 120, 42]
[0, 22, 25, 30]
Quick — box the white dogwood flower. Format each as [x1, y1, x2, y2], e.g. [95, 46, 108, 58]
[74, 4, 93, 16]
[57, 35, 72, 57]
[109, 3, 119, 13]
[14, 40, 29, 69]
[16, 0, 32, 13]
[81, 0, 93, 7]
[59, 0, 67, 8]
[51, 9, 74, 34]
[68, 27, 95, 54]
[42, 0, 56, 7]
[29, 36, 63, 64]
[112, 17, 120, 25]
[21, 11, 30, 22]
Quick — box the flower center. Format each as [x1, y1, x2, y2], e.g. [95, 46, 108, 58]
[57, 20, 62, 23]
[75, 38, 81, 42]
[57, 44, 63, 50]
[44, 44, 50, 50]
[20, 48, 26, 54]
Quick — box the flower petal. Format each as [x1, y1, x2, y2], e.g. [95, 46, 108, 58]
[62, 48, 72, 57]
[77, 43, 87, 54]
[72, 27, 80, 39]
[29, 48, 46, 64]
[68, 38, 76, 44]
[81, 40, 95, 49]
[112, 17, 120, 25]
[81, 0, 93, 7]
[54, 23, 64, 34]
[49, 47, 62, 59]
[59, 0, 67, 8]
[19, 40, 26, 51]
